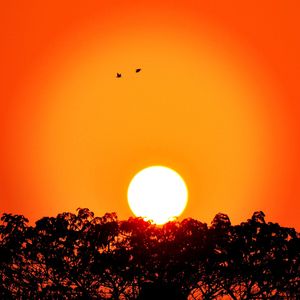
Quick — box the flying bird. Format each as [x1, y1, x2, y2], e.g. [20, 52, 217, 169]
[116, 73, 122, 78]
[135, 68, 141, 73]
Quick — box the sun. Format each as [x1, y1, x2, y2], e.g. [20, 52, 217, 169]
[127, 166, 188, 225]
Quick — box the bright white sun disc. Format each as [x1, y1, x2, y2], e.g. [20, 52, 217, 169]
[127, 166, 188, 224]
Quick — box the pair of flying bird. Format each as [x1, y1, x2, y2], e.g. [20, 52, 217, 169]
[117, 68, 141, 78]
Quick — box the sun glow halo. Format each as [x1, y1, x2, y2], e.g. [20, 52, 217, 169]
[127, 166, 188, 225]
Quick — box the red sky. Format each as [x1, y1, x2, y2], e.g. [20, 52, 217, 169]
[0, 0, 299, 228]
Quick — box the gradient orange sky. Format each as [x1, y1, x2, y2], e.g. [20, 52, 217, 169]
[0, 0, 299, 228]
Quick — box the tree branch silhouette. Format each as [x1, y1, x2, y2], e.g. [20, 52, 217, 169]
[0, 209, 299, 299]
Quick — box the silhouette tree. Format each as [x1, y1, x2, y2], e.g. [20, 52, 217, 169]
[0, 213, 30, 299]
[213, 211, 299, 299]
[137, 281, 185, 300]
[0, 209, 299, 299]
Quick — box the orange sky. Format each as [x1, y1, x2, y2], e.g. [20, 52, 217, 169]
[0, 0, 299, 228]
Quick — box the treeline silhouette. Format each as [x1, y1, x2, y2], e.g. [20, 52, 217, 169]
[0, 209, 299, 299]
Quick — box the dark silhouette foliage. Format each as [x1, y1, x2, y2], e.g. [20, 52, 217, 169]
[137, 282, 185, 300]
[0, 209, 299, 299]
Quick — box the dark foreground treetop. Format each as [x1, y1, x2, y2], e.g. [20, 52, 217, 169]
[0, 209, 299, 299]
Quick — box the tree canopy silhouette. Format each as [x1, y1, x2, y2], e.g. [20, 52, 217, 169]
[0, 209, 299, 299]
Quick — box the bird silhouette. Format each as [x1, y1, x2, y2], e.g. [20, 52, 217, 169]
[116, 73, 122, 78]
[136, 68, 141, 73]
